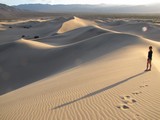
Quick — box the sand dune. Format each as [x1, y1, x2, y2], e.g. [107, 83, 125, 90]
[37, 26, 107, 45]
[57, 16, 96, 33]
[0, 18, 64, 44]
[99, 20, 160, 42]
[106, 19, 128, 26]
[0, 16, 160, 120]
[0, 32, 143, 95]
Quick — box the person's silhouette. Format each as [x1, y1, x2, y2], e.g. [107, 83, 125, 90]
[145, 46, 153, 71]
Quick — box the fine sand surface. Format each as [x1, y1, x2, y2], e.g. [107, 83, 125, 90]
[0, 16, 160, 120]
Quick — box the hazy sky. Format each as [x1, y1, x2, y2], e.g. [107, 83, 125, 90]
[0, 0, 160, 6]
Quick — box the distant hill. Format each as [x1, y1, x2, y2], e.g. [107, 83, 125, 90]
[14, 4, 160, 14]
[0, 3, 23, 19]
[0, 3, 53, 20]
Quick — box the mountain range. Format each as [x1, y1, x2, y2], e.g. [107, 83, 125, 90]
[0, 3, 160, 19]
[0, 3, 51, 19]
[0, 3, 24, 19]
[14, 4, 160, 14]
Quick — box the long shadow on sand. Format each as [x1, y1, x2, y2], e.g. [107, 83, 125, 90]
[53, 71, 146, 109]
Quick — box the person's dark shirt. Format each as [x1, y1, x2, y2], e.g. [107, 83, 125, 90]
[148, 50, 153, 60]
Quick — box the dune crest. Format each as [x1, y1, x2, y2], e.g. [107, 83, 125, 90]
[18, 39, 54, 49]
[57, 16, 96, 33]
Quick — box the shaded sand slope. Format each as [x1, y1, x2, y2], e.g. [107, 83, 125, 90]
[0, 17, 160, 120]
[0, 40, 160, 120]
[37, 26, 107, 45]
[0, 32, 143, 95]
[36, 17, 104, 45]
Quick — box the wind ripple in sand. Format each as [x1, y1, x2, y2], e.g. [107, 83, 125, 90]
[1, 17, 160, 120]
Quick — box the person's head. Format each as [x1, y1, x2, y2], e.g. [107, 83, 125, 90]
[149, 46, 152, 50]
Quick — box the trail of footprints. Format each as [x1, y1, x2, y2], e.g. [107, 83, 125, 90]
[117, 83, 149, 111]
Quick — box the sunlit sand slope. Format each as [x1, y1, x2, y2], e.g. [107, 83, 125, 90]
[0, 17, 160, 120]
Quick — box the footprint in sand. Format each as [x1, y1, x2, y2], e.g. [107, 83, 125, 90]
[117, 95, 137, 110]
[120, 95, 137, 104]
[117, 104, 129, 110]
[117, 93, 141, 117]
[132, 91, 142, 95]
[140, 84, 149, 88]
[117, 104, 140, 119]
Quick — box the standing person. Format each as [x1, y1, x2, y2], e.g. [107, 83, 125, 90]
[145, 46, 153, 71]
